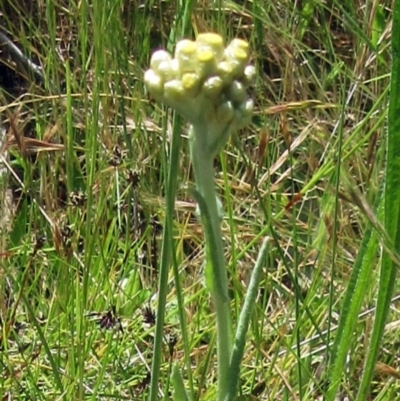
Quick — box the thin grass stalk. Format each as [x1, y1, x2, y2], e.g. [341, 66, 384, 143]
[78, 0, 106, 397]
[169, 120, 195, 400]
[148, 113, 182, 401]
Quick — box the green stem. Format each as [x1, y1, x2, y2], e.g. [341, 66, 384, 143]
[190, 124, 232, 401]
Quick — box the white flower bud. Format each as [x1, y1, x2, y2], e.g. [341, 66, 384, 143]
[144, 69, 163, 96]
[157, 60, 177, 81]
[164, 79, 185, 102]
[150, 50, 172, 70]
[228, 38, 249, 56]
[202, 76, 224, 99]
[170, 59, 180, 75]
[243, 65, 256, 86]
[226, 57, 247, 79]
[217, 61, 234, 85]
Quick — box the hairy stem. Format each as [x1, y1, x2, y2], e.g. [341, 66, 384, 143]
[190, 124, 232, 400]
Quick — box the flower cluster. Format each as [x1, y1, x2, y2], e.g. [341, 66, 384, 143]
[144, 33, 254, 138]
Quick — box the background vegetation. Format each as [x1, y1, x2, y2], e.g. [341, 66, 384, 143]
[0, 0, 397, 400]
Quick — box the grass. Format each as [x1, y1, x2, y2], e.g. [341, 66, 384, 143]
[0, 0, 398, 400]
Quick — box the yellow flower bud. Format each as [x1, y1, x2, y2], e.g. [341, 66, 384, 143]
[197, 33, 224, 62]
[197, 48, 218, 80]
[182, 73, 201, 97]
[225, 39, 249, 78]
[175, 39, 198, 74]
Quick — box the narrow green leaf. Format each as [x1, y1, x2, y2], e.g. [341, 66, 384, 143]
[171, 365, 192, 401]
[224, 237, 270, 401]
[372, 4, 386, 48]
[356, 2, 400, 399]
[326, 209, 380, 400]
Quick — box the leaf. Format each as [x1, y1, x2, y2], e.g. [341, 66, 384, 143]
[171, 365, 191, 401]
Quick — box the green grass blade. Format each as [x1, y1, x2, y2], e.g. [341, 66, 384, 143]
[356, 2, 400, 399]
[149, 113, 182, 401]
[326, 193, 381, 400]
[21, 292, 64, 394]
